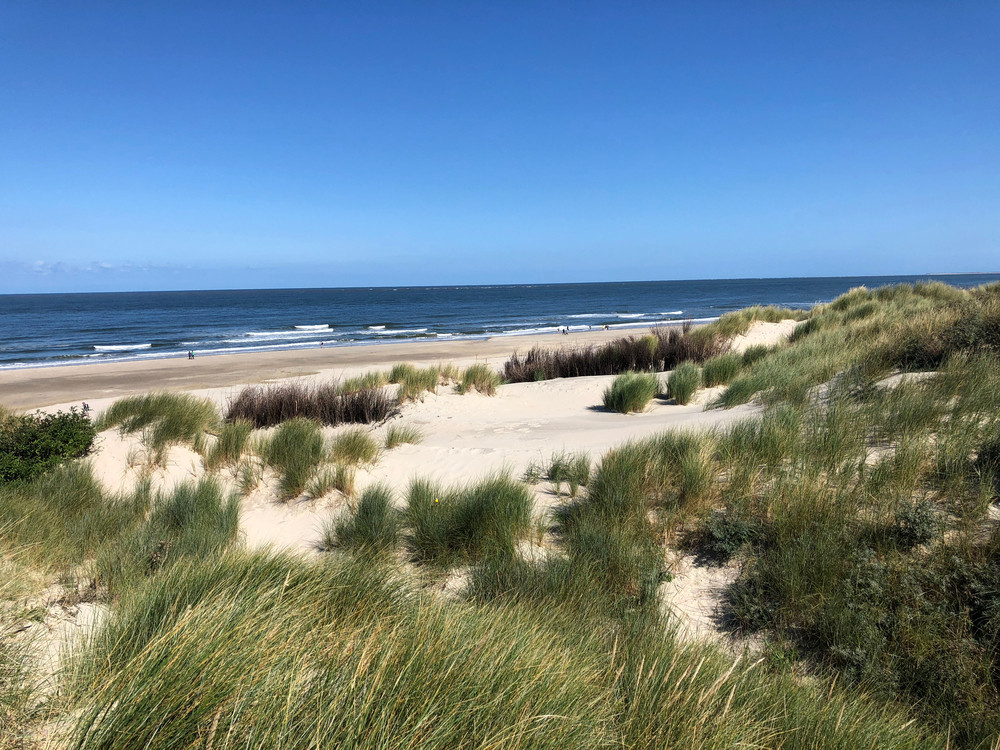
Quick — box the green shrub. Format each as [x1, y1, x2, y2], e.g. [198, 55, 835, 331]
[701, 352, 742, 387]
[666, 362, 700, 405]
[603, 372, 659, 414]
[455, 363, 501, 395]
[0, 407, 95, 484]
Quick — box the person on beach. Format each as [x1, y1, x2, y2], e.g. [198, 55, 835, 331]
[187, 350, 194, 359]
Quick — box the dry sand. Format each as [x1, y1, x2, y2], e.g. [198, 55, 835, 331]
[4, 320, 799, 644]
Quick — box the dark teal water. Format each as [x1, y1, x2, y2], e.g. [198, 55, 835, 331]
[1, 275, 997, 369]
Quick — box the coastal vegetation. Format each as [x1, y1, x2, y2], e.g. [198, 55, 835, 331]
[455, 362, 501, 395]
[225, 381, 397, 428]
[503, 324, 726, 382]
[666, 361, 701, 405]
[602, 371, 659, 413]
[0, 407, 94, 484]
[2, 281, 1000, 747]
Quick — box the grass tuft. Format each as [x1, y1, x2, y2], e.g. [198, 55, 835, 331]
[328, 427, 380, 466]
[603, 372, 659, 414]
[383, 423, 423, 449]
[455, 363, 502, 395]
[325, 483, 400, 553]
[666, 362, 700, 405]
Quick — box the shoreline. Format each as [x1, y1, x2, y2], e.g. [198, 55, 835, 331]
[0, 325, 673, 410]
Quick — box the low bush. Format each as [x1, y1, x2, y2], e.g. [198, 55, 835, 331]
[0, 407, 95, 484]
[666, 362, 700, 405]
[603, 372, 659, 413]
[225, 382, 397, 428]
[503, 324, 726, 383]
[392, 365, 441, 402]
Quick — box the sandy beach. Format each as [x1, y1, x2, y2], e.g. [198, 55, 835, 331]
[0, 326, 649, 411]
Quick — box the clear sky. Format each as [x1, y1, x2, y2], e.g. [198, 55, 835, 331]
[1, 2, 997, 293]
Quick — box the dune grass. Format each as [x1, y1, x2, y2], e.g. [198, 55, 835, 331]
[98, 392, 218, 464]
[503, 323, 726, 383]
[701, 351, 743, 387]
[225, 381, 397, 428]
[382, 423, 422, 449]
[339, 370, 389, 393]
[666, 361, 700, 404]
[202, 418, 254, 472]
[324, 483, 400, 553]
[0, 462, 149, 570]
[404, 474, 534, 563]
[390, 364, 441, 402]
[94, 477, 240, 594]
[455, 363, 502, 395]
[544, 451, 591, 497]
[704, 304, 809, 338]
[261, 418, 326, 500]
[328, 427, 380, 466]
[603, 371, 659, 413]
[306, 464, 355, 498]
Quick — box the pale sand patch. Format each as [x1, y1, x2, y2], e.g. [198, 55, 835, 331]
[728, 319, 801, 353]
[660, 553, 739, 644]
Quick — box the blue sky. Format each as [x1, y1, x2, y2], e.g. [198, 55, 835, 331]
[1, 2, 997, 293]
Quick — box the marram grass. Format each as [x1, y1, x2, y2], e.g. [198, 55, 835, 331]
[602, 371, 659, 413]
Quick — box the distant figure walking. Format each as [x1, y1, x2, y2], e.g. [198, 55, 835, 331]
[188, 350, 194, 359]
[82, 402, 90, 414]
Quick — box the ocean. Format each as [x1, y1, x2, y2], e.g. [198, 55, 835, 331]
[1, 274, 998, 370]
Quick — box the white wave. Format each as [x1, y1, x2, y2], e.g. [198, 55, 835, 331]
[93, 343, 152, 352]
[294, 324, 331, 331]
[367, 325, 386, 330]
[244, 330, 323, 340]
[658, 310, 684, 316]
[373, 328, 427, 335]
[566, 313, 608, 319]
[435, 333, 454, 338]
[617, 313, 646, 319]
